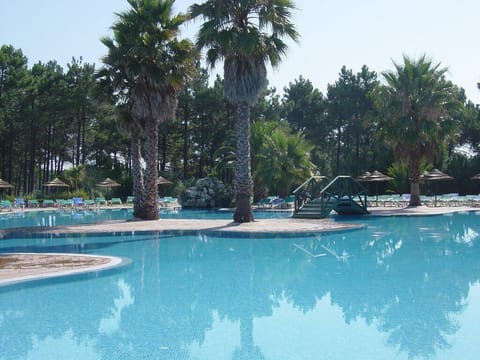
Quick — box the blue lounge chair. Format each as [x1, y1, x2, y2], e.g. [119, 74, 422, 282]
[14, 198, 26, 208]
[72, 197, 85, 209]
[271, 197, 286, 208]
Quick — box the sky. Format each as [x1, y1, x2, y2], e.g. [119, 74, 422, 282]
[1, 0, 479, 103]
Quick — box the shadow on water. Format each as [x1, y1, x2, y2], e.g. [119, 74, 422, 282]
[1, 212, 480, 359]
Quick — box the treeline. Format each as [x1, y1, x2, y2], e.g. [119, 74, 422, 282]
[1, 44, 480, 198]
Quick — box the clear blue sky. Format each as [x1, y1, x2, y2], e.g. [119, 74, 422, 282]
[1, 0, 479, 103]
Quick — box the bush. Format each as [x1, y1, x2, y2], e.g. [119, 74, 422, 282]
[180, 177, 233, 208]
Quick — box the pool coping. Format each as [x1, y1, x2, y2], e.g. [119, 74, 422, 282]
[0, 217, 365, 238]
[0, 253, 127, 287]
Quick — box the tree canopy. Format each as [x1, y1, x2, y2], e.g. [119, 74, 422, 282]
[1, 42, 479, 205]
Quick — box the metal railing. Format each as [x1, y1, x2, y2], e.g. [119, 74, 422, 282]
[319, 175, 368, 213]
[292, 175, 326, 211]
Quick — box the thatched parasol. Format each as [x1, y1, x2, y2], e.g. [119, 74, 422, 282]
[96, 177, 121, 188]
[96, 178, 121, 200]
[0, 178, 14, 189]
[356, 171, 372, 182]
[422, 168, 453, 181]
[156, 176, 173, 185]
[0, 178, 14, 200]
[43, 177, 69, 188]
[471, 173, 480, 180]
[366, 170, 394, 182]
[359, 170, 393, 205]
[422, 169, 453, 206]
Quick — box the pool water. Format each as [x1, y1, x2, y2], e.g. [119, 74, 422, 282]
[1, 212, 480, 359]
[0, 208, 292, 229]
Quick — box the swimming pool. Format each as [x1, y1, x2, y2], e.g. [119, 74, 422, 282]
[1, 212, 480, 359]
[0, 208, 292, 229]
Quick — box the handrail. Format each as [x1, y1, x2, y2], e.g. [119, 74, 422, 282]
[292, 175, 326, 194]
[320, 175, 353, 195]
[293, 175, 369, 217]
[319, 175, 368, 212]
[292, 175, 326, 211]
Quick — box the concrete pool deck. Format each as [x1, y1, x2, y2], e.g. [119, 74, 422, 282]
[0, 205, 478, 286]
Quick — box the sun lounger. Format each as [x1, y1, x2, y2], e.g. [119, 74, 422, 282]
[42, 199, 55, 207]
[27, 199, 39, 208]
[0, 200, 12, 211]
[56, 199, 71, 208]
[158, 196, 180, 208]
[271, 197, 285, 208]
[257, 196, 278, 208]
[84, 199, 95, 208]
[72, 197, 85, 209]
[14, 198, 25, 208]
[95, 197, 107, 206]
[110, 197, 122, 205]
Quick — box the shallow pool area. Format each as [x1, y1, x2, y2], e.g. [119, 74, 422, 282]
[1, 212, 480, 359]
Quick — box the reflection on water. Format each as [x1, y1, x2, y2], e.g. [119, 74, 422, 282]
[1, 213, 480, 359]
[98, 279, 134, 335]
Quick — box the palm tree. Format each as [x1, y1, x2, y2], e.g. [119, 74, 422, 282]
[376, 55, 461, 206]
[252, 120, 313, 198]
[64, 165, 86, 191]
[116, 106, 144, 216]
[100, 0, 197, 220]
[190, 0, 299, 222]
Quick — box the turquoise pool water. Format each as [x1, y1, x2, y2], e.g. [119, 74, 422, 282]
[1, 212, 480, 359]
[0, 208, 292, 229]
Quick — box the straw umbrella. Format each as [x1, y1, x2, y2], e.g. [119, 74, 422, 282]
[0, 179, 14, 200]
[42, 178, 69, 200]
[361, 170, 393, 205]
[156, 176, 173, 185]
[0, 178, 14, 189]
[97, 177, 121, 187]
[422, 169, 453, 206]
[356, 171, 372, 182]
[471, 173, 480, 198]
[43, 178, 69, 189]
[96, 178, 121, 200]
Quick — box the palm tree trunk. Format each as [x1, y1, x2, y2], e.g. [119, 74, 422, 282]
[408, 155, 422, 206]
[335, 124, 341, 175]
[233, 102, 254, 223]
[130, 131, 144, 217]
[182, 100, 189, 180]
[409, 182, 421, 206]
[136, 118, 159, 220]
